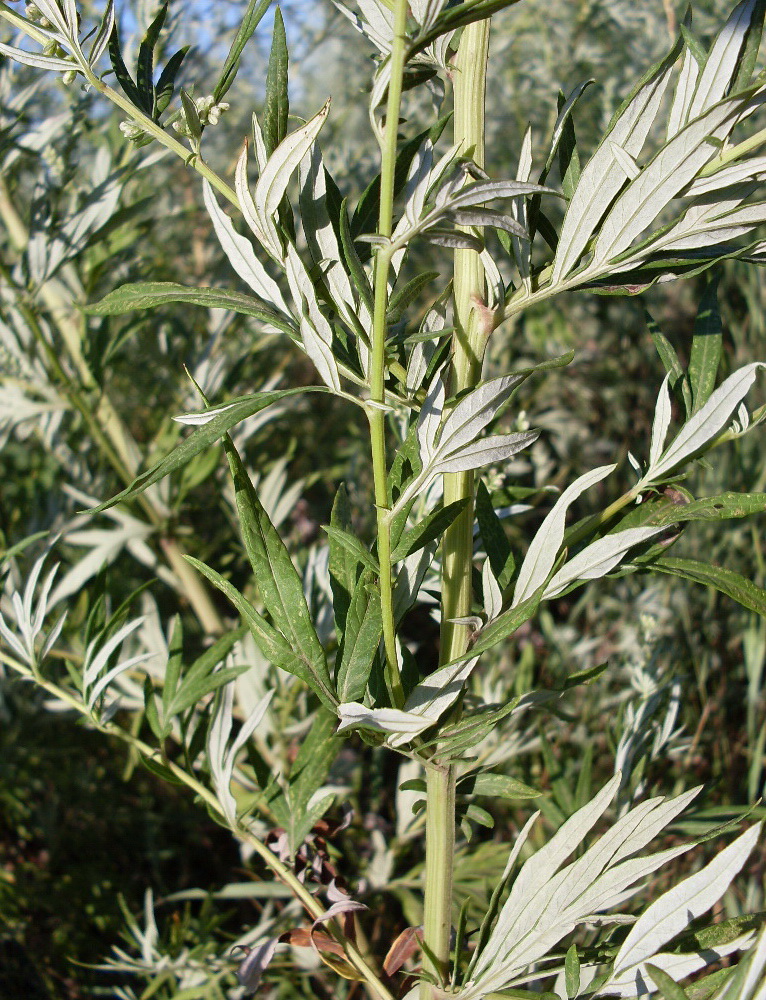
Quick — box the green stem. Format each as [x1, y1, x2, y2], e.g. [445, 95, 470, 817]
[368, 0, 410, 709]
[421, 761, 456, 992]
[420, 16, 491, 1000]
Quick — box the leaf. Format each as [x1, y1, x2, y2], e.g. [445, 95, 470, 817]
[688, 275, 722, 414]
[687, 0, 760, 121]
[88, 0, 115, 67]
[328, 484, 359, 642]
[263, 6, 289, 157]
[168, 629, 247, 717]
[185, 556, 327, 692]
[337, 656, 479, 747]
[451, 208, 527, 238]
[391, 498, 470, 562]
[85, 280, 294, 335]
[465, 811, 540, 983]
[544, 526, 667, 599]
[201, 182, 292, 317]
[256, 100, 331, 225]
[387, 271, 440, 325]
[617, 492, 766, 530]
[339, 197, 374, 314]
[643, 362, 765, 482]
[425, 230, 484, 251]
[87, 388, 321, 513]
[476, 480, 515, 590]
[552, 37, 682, 283]
[565, 943, 581, 999]
[645, 309, 692, 416]
[108, 26, 141, 106]
[179, 88, 202, 141]
[154, 45, 188, 116]
[645, 964, 692, 1000]
[611, 824, 761, 978]
[649, 556, 766, 617]
[137, 1, 168, 115]
[649, 375, 673, 469]
[465, 780, 703, 999]
[512, 465, 616, 608]
[592, 90, 758, 268]
[336, 571, 382, 703]
[324, 525, 379, 575]
[466, 773, 541, 800]
[468, 587, 544, 659]
[223, 435, 336, 708]
[667, 43, 700, 140]
[213, 0, 272, 103]
[286, 707, 339, 848]
[161, 615, 184, 721]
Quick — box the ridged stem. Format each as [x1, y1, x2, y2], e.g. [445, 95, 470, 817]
[420, 16, 491, 999]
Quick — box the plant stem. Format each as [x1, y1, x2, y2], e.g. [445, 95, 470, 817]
[368, 0, 410, 709]
[420, 16, 491, 1000]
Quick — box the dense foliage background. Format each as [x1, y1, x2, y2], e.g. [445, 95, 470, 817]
[1, 1, 765, 997]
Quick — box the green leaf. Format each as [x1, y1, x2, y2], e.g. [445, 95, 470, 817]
[162, 615, 184, 720]
[327, 484, 359, 642]
[173, 664, 250, 717]
[650, 556, 766, 617]
[85, 282, 296, 337]
[87, 387, 321, 514]
[339, 196, 374, 314]
[387, 271, 440, 325]
[140, 753, 185, 785]
[137, 1, 168, 115]
[645, 309, 692, 416]
[222, 436, 335, 707]
[108, 25, 141, 108]
[352, 115, 452, 248]
[336, 571, 382, 703]
[185, 556, 327, 696]
[685, 968, 734, 1000]
[617, 492, 766, 531]
[469, 588, 543, 659]
[286, 708, 339, 850]
[465, 803, 495, 829]
[557, 91, 582, 202]
[179, 87, 202, 141]
[467, 773, 541, 800]
[143, 675, 164, 741]
[732, 0, 766, 91]
[476, 480, 514, 590]
[645, 964, 690, 1000]
[564, 943, 581, 999]
[154, 46, 188, 117]
[688, 274, 722, 414]
[168, 629, 248, 717]
[263, 6, 289, 157]
[324, 524, 379, 575]
[409, 0, 525, 59]
[213, 0, 272, 103]
[391, 498, 470, 562]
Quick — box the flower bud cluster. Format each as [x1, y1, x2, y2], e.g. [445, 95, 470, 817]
[172, 95, 230, 137]
[118, 120, 151, 145]
[25, 3, 51, 28]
